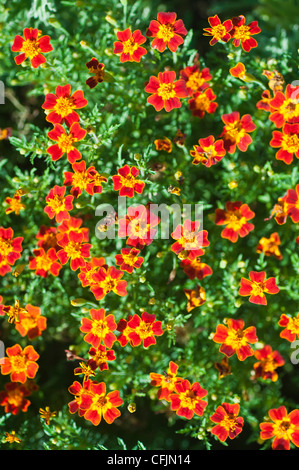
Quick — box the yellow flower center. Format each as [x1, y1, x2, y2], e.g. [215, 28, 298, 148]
[210, 24, 227, 40]
[221, 414, 239, 432]
[122, 38, 139, 55]
[21, 39, 40, 58]
[0, 238, 12, 258]
[54, 96, 75, 118]
[11, 354, 26, 371]
[47, 195, 65, 213]
[157, 23, 175, 42]
[57, 133, 76, 152]
[194, 93, 211, 111]
[64, 242, 82, 260]
[232, 25, 251, 41]
[249, 281, 265, 297]
[282, 133, 299, 152]
[224, 122, 245, 141]
[92, 319, 109, 337]
[71, 171, 89, 189]
[157, 82, 176, 101]
[186, 71, 206, 91]
[286, 317, 299, 335]
[120, 174, 137, 188]
[272, 418, 296, 441]
[225, 328, 246, 350]
[136, 321, 153, 340]
[225, 211, 247, 230]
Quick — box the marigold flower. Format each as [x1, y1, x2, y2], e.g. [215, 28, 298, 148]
[79, 381, 123, 426]
[239, 271, 279, 305]
[146, 12, 187, 53]
[279, 313, 299, 342]
[1, 344, 39, 384]
[87, 345, 116, 372]
[214, 201, 255, 243]
[213, 318, 258, 361]
[11, 27, 52, 68]
[230, 15, 261, 52]
[220, 111, 256, 153]
[269, 83, 299, 128]
[56, 230, 91, 271]
[284, 184, 299, 223]
[36, 225, 59, 251]
[150, 361, 184, 401]
[190, 135, 226, 167]
[112, 165, 145, 198]
[0, 382, 32, 415]
[85, 58, 105, 89]
[116, 316, 134, 347]
[256, 232, 283, 260]
[115, 247, 144, 274]
[145, 70, 188, 112]
[180, 64, 212, 96]
[123, 312, 163, 348]
[2, 299, 27, 324]
[214, 356, 232, 379]
[210, 403, 244, 442]
[28, 247, 62, 278]
[63, 160, 107, 198]
[265, 195, 289, 225]
[39, 406, 57, 425]
[259, 406, 299, 450]
[14, 304, 47, 340]
[118, 204, 160, 249]
[0, 227, 23, 277]
[80, 308, 117, 349]
[270, 122, 299, 165]
[203, 15, 233, 46]
[47, 122, 86, 164]
[184, 285, 206, 312]
[4, 431, 21, 444]
[188, 88, 218, 119]
[154, 137, 173, 153]
[74, 362, 96, 382]
[78, 256, 106, 288]
[42, 84, 88, 127]
[57, 216, 89, 242]
[68, 379, 95, 418]
[263, 69, 285, 93]
[90, 266, 127, 301]
[171, 219, 209, 261]
[256, 89, 272, 112]
[229, 62, 247, 80]
[44, 185, 74, 223]
[4, 194, 25, 215]
[113, 28, 147, 62]
[169, 379, 208, 419]
[180, 257, 213, 280]
[252, 345, 285, 382]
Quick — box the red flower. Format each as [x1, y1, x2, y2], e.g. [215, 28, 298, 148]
[269, 84, 299, 128]
[0, 227, 23, 276]
[11, 27, 52, 68]
[146, 12, 187, 53]
[210, 403, 244, 442]
[190, 135, 226, 167]
[0, 382, 32, 415]
[56, 230, 91, 271]
[214, 201, 255, 243]
[118, 204, 160, 249]
[85, 58, 105, 89]
[1, 344, 39, 384]
[154, 137, 173, 153]
[87, 345, 116, 372]
[14, 304, 47, 340]
[113, 28, 147, 62]
[78, 381, 123, 426]
[179, 64, 212, 96]
[229, 62, 246, 79]
[239, 271, 279, 305]
[47, 122, 86, 164]
[256, 89, 272, 112]
[180, 257, 213, 280]
[169, 380, 208, 419]
[112, 165, 145, 198]
[260, 406, 299, 450]
[213, 318, 258, 361]
[28, 247, 62, 278]
[184, 285, 206, 312]
[171, 219, 209, 261]
[279, 313, 299, 342]
[230, 15, 261, 52]
[4, 194, 25, 215]
[150, 361, 184, 401]
[115, 247, 144, 274]
[220, 111, 256, 153]
[203, 15, 233, 46]
[188, 88, 218, 118]
[78, 256, 106, 288]
[80, 308, 117, 349]
[145, 70, 188, 112]
[124, 312, 163, 348]
[253, 345, 285, 382]
[270, 122, 299, 165]
[42, 84, 88, 127]
[90, 266, 127, 300]
[57, 216, 89, 242]
[44, 185, 74, 223]
[284, 184, 299, 223]
[63, 160, 107, 198]
[68, 379, 94, 418]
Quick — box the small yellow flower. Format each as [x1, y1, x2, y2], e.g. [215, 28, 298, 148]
[39, 406, 57, 425]
[4, 431, 21, 444]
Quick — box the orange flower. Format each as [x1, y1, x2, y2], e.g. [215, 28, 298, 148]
[214, 201, 255, 243]
[28, 247, 62, 278]
[112, 165, 145, 198]
[230, 15, 261, 52]
[11, 27, 52, 68]
[252, 345, 285, 382]
[146, 12, 187, 53]
[78, 381, 123, 426]
[44, 185, 74, 223]
[0, 227, 23, 277]
[150, 361, 184, 401]
[42, 84, 88, 127]
[169, 379, 208, 419]
[80, 308, 117, 349]
[114, 247, 144, 274]
[256, 232, 283, 260]
[179, 64, 212, 96]
[270, 122, 299, 165]
[113, 28, 147, 62]
[4, 194, 25, 215]
[1, 299, 27, 324]
[39, 406, 57, 425]
[203, 15, 233, 46]
[229, 62, 246, 79]
[123, 312, 163, 348]
[260, 406, 299, 450]
[145, 70, 188, 112]
[210, 403, 244, 442]
[154, 137, 173, 153]
[14, 304, 47, 340]
[47, 122, 86, 164]
[90, 265, 127, 301]
[68, 379, 94, 418]
[0, 382, 32, 415]
[118, 204, 160, 249]
[1, 344, 39, 384]
[184, 285, 206, 312]
[220, 111, 256, 154]
[180, 257, 213, 280]
[269, 84, 299, 128]
[56, 230, 91, 271]
[278, 313, 299, 342]
[78, 256, 106, 288]
[188, 88, 218, 119]
[63, 160, 107, 198]
[85, 58, 105, 89]
[190, 135, 226, 167]
[171, 219, 209, 261]
[213, 318, 258, 361]
[239, 271, 279, 305]
[87, 345, 116, 372]
[57, 216, 89, 243]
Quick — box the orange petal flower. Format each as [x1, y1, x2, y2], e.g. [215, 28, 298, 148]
[47, 122, 86, 164]
[11, 27, 52, 68]
[85, 58, 105, 89]
[214, 201, 255, 243]
[284, 184, 299, 223]
[230, 15, 261, 52]
[229, 62, 246, 79]
[150, 361, 184, 401]
[113, 28, 147, 62]
[180, 64, 212, 96]
[80, 308, 117, 349]
[56, 230, 91, 271]
[125, 312, 163, 348]
[63, 160, 107, 198]
[115, 247, 144, 274]
[44, 185, 74, 223]
[112, 165, 145, 198]
[117, 204, 160, 249]
[220, 111, 256, 153]
[154, 137, 173, 153]
[171, 219, 209, 261]
[190, 135, 226, 167]
[78, 256, 106, 288]
[87, 345, 116, 372]
[269, 84, 299, 128]
[80, 381, 123, 426]
[213, 318, 258, 361]
[203, 15, 233, 46]
[146, 12, 187, 53]
[90, 265, 127, 301]
[4, 194, 25, 215]
[42, 84, 88, 127]
[260, 406, 299, 450]
[270, 122, 299, 165]
[0, 227, 23, 277]
[169, 379, 208, 419]
[256, 232, 283, 260]
[1, 344, 39, 384]
[145, 70, 188, 112]
[14, 304, 47, 340]
[239, 271, 279, 305]
[188, 88, 218, 119]
[57, 216, 89, 243]
[210, 403, 244, 442]
[180, 256, 213, 280]
[252, 345, 285, 382]
[29, 247, 62, 278]
[0, 382, 32, 415]
[279, 313, 299, 342]
[184, 285, 206, 312]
